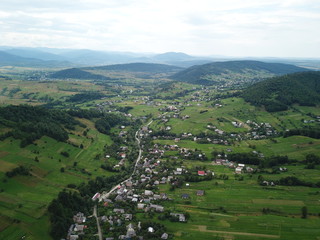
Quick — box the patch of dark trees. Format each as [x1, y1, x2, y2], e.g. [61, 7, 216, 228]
[5, 166, 31, 178]
[283, 128, 320, 139]
[184, 173, 213, 182]
[95, 113, 129, 134]
[0, 105, 81, 147]
[259, 175, 320, 188]
[227, 152, 292, 168]
[304, 154, 320, 169]
[66, 92, 105, 103]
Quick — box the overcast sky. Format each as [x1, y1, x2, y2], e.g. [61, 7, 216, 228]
[1, 0, 319, 57]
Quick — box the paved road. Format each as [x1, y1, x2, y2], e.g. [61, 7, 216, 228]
[94, 120, 153, 239]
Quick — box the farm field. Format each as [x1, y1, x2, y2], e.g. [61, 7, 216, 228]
[139, 162, 320, 240]
[0, 118, 114, 239]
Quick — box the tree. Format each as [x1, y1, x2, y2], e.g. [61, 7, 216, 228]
[301, 206, 308, 219]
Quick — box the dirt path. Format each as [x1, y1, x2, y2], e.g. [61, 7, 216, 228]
[192, 225, 280, 239]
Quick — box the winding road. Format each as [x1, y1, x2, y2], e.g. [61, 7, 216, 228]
[93, 120, 153, 240]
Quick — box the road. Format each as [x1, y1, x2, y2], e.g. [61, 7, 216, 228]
[94, 120, 152, 240]
[93, 205, 102, 240]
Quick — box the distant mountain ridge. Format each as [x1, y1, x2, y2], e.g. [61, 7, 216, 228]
[242, 71, 320, 112]
[84, 62, 184, 73]
[0, 47, 214, 68]
[0, 50, 71, 67]
[170, 60, 308, 85]
[1, 46, 319, 69]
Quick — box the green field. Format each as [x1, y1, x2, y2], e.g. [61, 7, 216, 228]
[0, 119, 114, 240]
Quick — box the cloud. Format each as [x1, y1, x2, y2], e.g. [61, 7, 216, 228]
[0, 0, 319, 57]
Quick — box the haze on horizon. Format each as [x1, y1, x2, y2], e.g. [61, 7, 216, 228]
[1, 0, 319, 58]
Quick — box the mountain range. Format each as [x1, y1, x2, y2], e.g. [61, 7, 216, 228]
[1, 46, 320, 69]
[0, 47, 213, 68]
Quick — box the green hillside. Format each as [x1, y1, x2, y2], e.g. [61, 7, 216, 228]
[171, 60, 308, 85]
[242, 71, 320, 112]
[50, 68, 110, 80]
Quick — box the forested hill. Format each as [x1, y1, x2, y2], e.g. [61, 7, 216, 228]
[50, 68, 110, 80]
[0, 105, 129, 147]
[242, 71, 320, 112]
[84, 62, 183, 73]
[170, 60, 308, 85]
[0, 105, 80, 147]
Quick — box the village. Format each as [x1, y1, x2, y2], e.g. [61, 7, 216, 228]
[60, 82, 315, 240]
[64, 121, 265, 240]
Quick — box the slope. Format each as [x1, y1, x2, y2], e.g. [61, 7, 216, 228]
[50, 68, 110, 80]
[242, 71, 320, 112]
[170, 60, 308, 85]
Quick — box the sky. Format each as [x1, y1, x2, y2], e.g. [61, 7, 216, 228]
[0, 0, 320, 58]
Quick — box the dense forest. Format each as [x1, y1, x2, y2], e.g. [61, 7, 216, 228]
[0, 105, 81, 147]
[242, 71, 320, 112]
[66, 92, 105, 103]
[0, 105, 130, 147]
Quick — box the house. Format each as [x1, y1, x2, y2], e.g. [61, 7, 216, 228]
[125, 180, 133, 187]
[181, 193, 190, 199]
[92, 192, 100, 201]
[124, 214, 133, 221]
[160, 193, 168, 200]
[126, 223, 136, 238]
[161, 233, 169, 239]
[144, 190, 153, 196]
[73, 224, 85, 234]
[69, 235, 79, 240]
[153, 194, 161, 200]
[196, 190, 205, 196]
[115, 195, 124, 202]
[73, 212, 86, 224]
[150, 204, 164, 212]
[137, 203, 145, 209]
[113, 208, 125, 214]
[235, 167, 242, 174]
[170, 213, 186, 222]
[198, 170, 206, 176]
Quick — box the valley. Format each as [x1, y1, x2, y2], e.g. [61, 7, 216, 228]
[0, 59, 320, 240]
